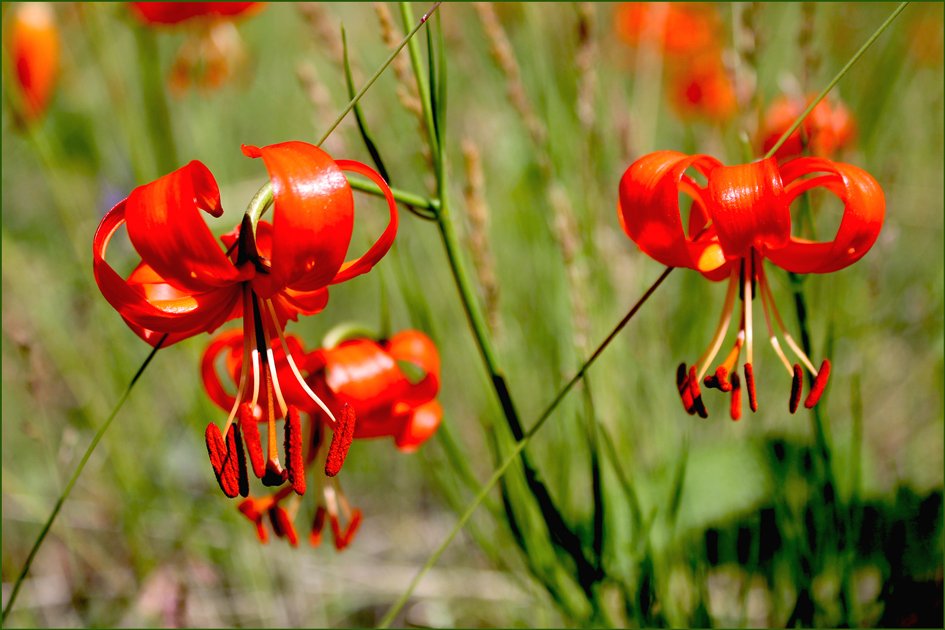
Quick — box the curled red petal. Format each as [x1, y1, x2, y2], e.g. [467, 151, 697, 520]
[618, 150, 729, 275]
[330, 160, 399, 284]
[93, 200, 243, 346]
[395, 400, 443, 452]
[124, 161, 250, 293]
[200, 329, 243, 412]
[766, 159, 885, 274]
[705, 157, 791, 259]
[386, 330, 441, 406]
[242, 142, 354, 297]
[322, 340, 407, 413]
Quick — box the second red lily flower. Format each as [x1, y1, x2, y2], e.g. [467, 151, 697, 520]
[93, 140, 398, 496]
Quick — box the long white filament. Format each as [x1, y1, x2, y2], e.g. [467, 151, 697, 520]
[696, 269, 740, 380]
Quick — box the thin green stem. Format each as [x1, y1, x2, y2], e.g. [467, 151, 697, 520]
[246, 1, 441, 219]
[377, 267, 674, 628]
[763, 2, 908, 160]
[347, 176, 439, 212]
[400, 2, 440, 164]
[134, 25, 178, 174]
[2, 337, 167, 623]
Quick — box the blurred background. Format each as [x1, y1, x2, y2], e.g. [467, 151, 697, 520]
[2, 2, 942, 627]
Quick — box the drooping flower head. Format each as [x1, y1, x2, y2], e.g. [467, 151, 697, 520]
[615, 3, 721, 57]
[201, 327, 442, 548]
[618, 151, 884, 419]
[129, 2, 262, 93]
[761, 94, 856, 161]
[93, 140, 397, 501]
[8, 2, 60, 123]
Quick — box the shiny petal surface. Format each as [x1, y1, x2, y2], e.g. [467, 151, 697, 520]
[124, 160, 250, 292]
[242, 142, 354, 296]
[330, 160, 399, 284]
[395, 400, 443, 452]
[767, 158, 885, 274]
[618, 150, 728, 274]
[130, 2, 260, 25]
[93, 200, 241, 346]
[706, 157, 791, 258]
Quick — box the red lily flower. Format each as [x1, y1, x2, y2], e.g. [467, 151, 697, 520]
[618, 151, 884, 419]
[760, 95, 856, 161]
[94, 140, 397, 495]
[669, 53, 737, 123]
[202, 328, 441, 548]
[615, 3, 721, 57]
[8, 2, 59, 123]
[129, 2, 262, 93]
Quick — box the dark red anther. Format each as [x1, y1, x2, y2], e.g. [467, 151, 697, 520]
[703, 366, 731, 392]
[238, 403, 266, 479]
[789, 364, 803, 413]
[330, 508, 363, 551]
[326, 404, 357, 477]
[744, 363, 758, 412]
[310, 505, 327, 547]
[284, 406, 306, 495]
[206, 423, 241, 498]
[804, 359, 831, 408]
[269, 505, 299, 547]
[729, 372, 742, 421]
[688, 365, 708, 419]
[677, 363, 696, 415]
[232, 423, 249, 498]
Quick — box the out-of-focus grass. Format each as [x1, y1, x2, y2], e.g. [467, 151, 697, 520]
[2, 3, 942, 627]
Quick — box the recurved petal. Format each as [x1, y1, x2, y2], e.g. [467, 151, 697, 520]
[330, 160, 399, 284]
[93, 200, 242, 346]
[124, 160, 249, 293]
[201, 329, 244, 412]
[618, 150, 727, 274]
[242, 142, 354, 297]
[394, 400, 443, 452]
[386, 330, 440, 406]
[766, 158, 885, 274]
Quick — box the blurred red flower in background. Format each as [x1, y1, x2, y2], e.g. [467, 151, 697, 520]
[129, 2, 263, 93]
[669, 54, 737, 123]
[8, 2, 59, 123]
[761, 94, 857, 160]
[618, 151, 884, 419]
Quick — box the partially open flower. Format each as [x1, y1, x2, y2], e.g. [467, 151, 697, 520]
[761, 95, 856, 160]
[129, 2, 263, 93]
[618, 151, 884, 419]
[202, 327, 441, 548]
[8, 2, 59, 123]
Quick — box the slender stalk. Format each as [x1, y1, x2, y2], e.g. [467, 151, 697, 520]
[764, 2, 908, 160]
[377, 267, 674, 628]
[247, 1, 442, 216]
[134, 25, 178, 174]
[347, 176, 438, 211]
[2, 337, 167, 622]
[399, 2, 440, 165]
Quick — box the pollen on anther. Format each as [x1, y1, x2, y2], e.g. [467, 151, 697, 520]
[239, 403, 266, 479]
[744, 363, 758, 413]
[205, 423, 240, 498]
[789, 364, 803, 414]
[326, 404, 357, 477]
[284, 407, 306, 495]
[804, 359, 831, 409]
[729, 372, 741, 421]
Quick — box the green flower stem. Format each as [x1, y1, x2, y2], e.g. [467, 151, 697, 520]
[377, 266, 675, 628]
[347, 177, 439, 211]
[134, 25, 178, 174]
[400, 2, 440, 165]
[1, 336, 167, 623]
[764, 2, 908, 160]
[244, 1, 442, 222]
